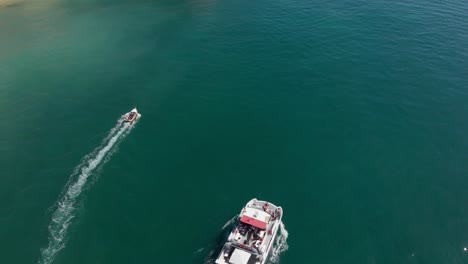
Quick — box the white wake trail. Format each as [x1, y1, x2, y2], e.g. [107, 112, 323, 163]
[38, 115, 138, 264]
[269, 221, 289, 263]
[101, 115, 126, 142]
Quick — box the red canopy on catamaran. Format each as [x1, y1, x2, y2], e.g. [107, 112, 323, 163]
[239, 207, 270, 229]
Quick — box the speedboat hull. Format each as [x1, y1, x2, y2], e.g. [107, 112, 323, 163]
[125, 108, 138, 123]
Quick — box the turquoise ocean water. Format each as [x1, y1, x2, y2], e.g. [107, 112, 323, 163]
[1, 0, 468, 263]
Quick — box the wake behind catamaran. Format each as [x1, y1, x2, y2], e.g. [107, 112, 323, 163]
[215, 198, 283, 264]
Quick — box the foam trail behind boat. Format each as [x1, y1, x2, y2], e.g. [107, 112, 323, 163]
[38, 114, 138, 264]
[270, 221, 289, 263]
[101, 114, 126, 142]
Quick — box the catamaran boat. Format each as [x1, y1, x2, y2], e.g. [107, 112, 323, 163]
[215, 198, 283, 264]
[125, 107, 138, 123]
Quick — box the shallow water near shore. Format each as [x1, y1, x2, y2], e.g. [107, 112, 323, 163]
[1, 0, 468, 263]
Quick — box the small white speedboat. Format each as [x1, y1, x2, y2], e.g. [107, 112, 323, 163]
[125, 107, 138, 123]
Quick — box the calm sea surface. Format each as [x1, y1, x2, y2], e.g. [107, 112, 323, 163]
[1, 0, 468, 263]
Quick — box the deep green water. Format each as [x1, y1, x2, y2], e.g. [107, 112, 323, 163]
[1, 0, 468, 263]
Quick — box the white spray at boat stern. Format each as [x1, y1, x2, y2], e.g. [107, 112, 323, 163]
[269, 221, 289, 263]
